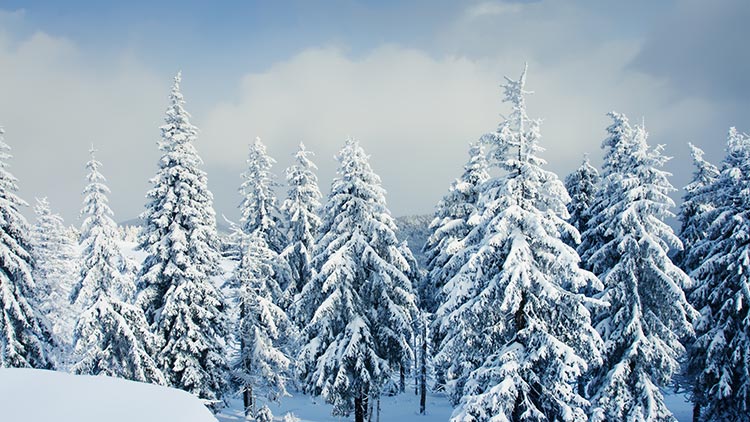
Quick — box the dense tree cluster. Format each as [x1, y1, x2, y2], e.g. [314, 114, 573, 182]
[1, 68, 747, 422]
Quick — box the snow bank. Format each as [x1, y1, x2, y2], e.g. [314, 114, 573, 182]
[0, 368, 217, 422]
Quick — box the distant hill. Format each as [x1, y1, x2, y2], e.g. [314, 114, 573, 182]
[394, 214, 432, 268]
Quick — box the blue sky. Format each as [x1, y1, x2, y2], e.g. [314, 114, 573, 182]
[0, 0, 747, 224]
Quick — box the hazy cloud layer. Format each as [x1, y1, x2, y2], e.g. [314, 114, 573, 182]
[0, 1, 746, 225]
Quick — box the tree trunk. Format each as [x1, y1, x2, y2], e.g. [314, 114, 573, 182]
[692, 402, 700, 422]
[399, 366, 406, 393]
[243, 384, 253, 419]
[354, 395, 365, 422]
[419, 313, 427, 414]
[240, 302, 252, 419]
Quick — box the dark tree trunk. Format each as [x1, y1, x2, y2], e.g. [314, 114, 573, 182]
[692, 402, 700, 422]
[243, 384, 253, 418]
[399, 366, 406, 393]
[419, 313, 427, 414]
[354, 395, 366, 422]
[240, 302, 253, 419]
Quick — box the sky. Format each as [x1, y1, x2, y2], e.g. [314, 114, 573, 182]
[0, 0, 748, 224]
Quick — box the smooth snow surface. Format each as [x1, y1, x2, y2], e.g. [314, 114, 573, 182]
[0, 368, 217, 422]
[218, 389, 454, 422]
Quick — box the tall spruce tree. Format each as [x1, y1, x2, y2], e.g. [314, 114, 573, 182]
[137, 73, 228, 408]
[676, 143, 719, 274]
[442, 66, 603, 422]
[0, 127, 54, 369]
[584, 117, 697, 422]
[226, 233, 295, 419]
[280, 142, 322, 313]
[31, 197, 78, 345]
[423, 142, 489, 314]
[563, 154, 599, 246]
[423, 142, 489, 393]
[70, 148, 164, 384]
[685, 128, 750, 422]
[578, 112, 634, 270]
[296, 139, 419, 422]
[239, 137, 286, 254]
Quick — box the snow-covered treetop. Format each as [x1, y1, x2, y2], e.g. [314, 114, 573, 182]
[240, 137, 286, 252]
[160, 72, 199, 154]
[600, 111, 635, 178]
[320, 138, 395, 236]
[686, 143, 719, 194]
[564, 154, 600, 236]
[435, 142, 490, 220]
[444, 66, 602, 421]
[80, 146, 116, 240]
[678, 142, 720, 269]
[0, 126, 54, 369]
[282, 142, 322, 240]
[0, 127, 26, 209]
[478, 66, 570, 221]
[33, 197, 54, 224]
[72, 146, 135, 306]
[138, 71, 222, 298]
[487, 63, 545, 175]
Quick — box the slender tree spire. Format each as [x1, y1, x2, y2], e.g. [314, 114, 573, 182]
[296, 139, 419, 422]
[71, 147, 164, 384]
[584, 117, 696, 422]
[137, 73, 228, 408]
[442, 66, 602, 421]
[239, 137, 286, 254]
[31, 196, 78, 346]
[282, 142, 322, 315]
[563, 154, 600, 247]
[685, 128, 750, 422]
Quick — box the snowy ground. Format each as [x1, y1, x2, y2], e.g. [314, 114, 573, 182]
[217, 388, 454, 422]
[216, 388, 692, 421]
[0, 368, 217, 422]
[0, 365, 692, 422]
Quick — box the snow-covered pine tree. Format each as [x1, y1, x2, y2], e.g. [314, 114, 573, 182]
[584, 118, 697, 422]
[296, 139, 419, 422]
[676, 143, 719, 274]
[578, 112, 634, 270]
[255, 405, 274, 422]
[685, 128, 750, 422]
[239, 137, 286, 254]
[424, 142, 489, 394]
[226, 233, 295, 419]
[136, 73, 229, 408]
[282, 412, 300, 422]
[0, 127, 55, 369]
[280, 142, 322, 313]
[69, 147, 164, 384]
[441, 66, 603, 422]
[31, 197, 78, 345]
[423, 142, 489, 314]
[563, 154, 599, 246]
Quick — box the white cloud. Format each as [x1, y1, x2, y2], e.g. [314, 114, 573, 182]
[0, 2, 729, 224]
[200, 39, 713, 217]
[0, 26, 165, 223]
[464, 2, 524, 19]
[201, 45, 504, 216]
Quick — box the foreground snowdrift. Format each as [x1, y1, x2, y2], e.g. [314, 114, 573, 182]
[0, 368, 217, 422]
